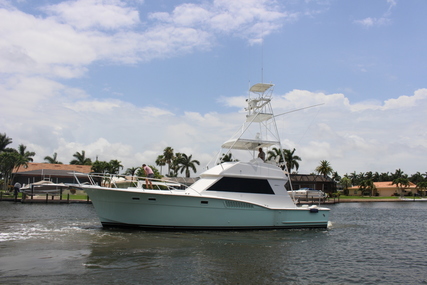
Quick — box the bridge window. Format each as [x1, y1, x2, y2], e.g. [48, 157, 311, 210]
[207, 177, 274, 194]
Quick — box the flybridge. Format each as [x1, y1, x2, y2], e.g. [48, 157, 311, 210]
[220, 82, 279, 153]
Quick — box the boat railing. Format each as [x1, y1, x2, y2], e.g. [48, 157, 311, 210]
[73, 172, 188, 191]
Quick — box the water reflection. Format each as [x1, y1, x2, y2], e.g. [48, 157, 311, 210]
[1, 202, 427, 284]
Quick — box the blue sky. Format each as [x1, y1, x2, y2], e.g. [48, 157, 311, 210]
[1, 0, 426, 177]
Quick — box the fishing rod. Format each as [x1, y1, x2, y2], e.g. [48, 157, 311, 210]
[273, 103, 324, 118]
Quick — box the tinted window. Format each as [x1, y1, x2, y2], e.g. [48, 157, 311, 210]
[207, 177, 274, 194]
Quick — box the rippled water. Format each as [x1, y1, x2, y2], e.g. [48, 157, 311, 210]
[1, 202, 426, 284]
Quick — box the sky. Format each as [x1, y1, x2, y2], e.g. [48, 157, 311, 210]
[1, 0, 426, 177]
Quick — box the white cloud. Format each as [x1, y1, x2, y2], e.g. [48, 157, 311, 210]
[43, 0, 140, 30]
[1, 0, 426, 178]
[3, 71, 427, 176]
[0, 0, 304, 81]
[149, 0, 290, 44]
[382, 89, 427, 109]
[354, 0, 396, 28]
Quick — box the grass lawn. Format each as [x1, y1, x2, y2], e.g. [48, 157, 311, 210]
[336, 195, 399, 199]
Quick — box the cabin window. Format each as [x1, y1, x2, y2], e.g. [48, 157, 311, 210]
[207, 177, 274, 194]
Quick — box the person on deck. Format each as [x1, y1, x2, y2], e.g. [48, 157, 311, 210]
[142, 164, 154, 189]
[258, 148, 266, 162]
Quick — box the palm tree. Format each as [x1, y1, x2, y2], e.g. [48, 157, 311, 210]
[91, 160, 110, 173]
[178, 154, 200, 178]
[124, 167, 139, 176]
[358, 179, 377, 196]
[0, 133, 13, 152]
[379, 172, 391, 182]
[70, 150, 92, 165]
[0, 151, 28, 190]
[283, 148, 301, 173]
[315, 160, 333, 177]
[219, 153, 238, 163]
[44, 152, 62, 164]
[415, 181, 427, 197]
[18, 144, 35, 163]
[392, 177, 410, 197]
[392, 169, 407, 180]
[340, 176, 352, 195]
[163, 147, 174, 175]
[410, 172, 425, 184]
[331, 171, 341, 183]
[169, 153, 183, 177]
[107, 159, 123, 174]
[267, 147, 285, 169]
[155, 155, 166, 175]
[348, 171, 358, 186]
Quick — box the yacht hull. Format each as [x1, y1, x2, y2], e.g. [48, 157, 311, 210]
[85, 187, 329, 230]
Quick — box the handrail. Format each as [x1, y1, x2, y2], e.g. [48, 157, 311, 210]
[73, 172, 188, 191]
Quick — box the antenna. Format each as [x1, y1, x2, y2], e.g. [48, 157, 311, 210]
[261, 31, 264, 83]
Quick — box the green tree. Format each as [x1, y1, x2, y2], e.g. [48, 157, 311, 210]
[162, 147, 174, 175]
[315, 160, 333, 177]
[107, 159, 123, 174]
[0, 133, 13, 152]
[70, 150, 92, 165]
[219, 153, 238, 163]
[340, 176, 352, 195]
[392, 177, 410, 197]
[124, 167, 139, 176]
[155, 155, 166, 175]
[168, 153, 183, 177]
[415, 181, 427, 197]
[283, 148, 301, 173]
[391, 169, 407, 180]
[18, 144, 35, 163]
[348, 171, 359, 186]
[410, 172, 426, 184]
[266, 147, 301, 172]
[0, 151, 27, 190]
[331, 171, 341, 183]
[178, 154, 200, 178]
[358, 179, 377, 196]
[379, 172, 391, 182]
[90, 160, 110, 186]
[44, 152, 62, 164]
[91, 160, 110, 173]
[267, 147, 285, 170]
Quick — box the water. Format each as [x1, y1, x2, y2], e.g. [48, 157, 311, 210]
[1, 202, 426, 284]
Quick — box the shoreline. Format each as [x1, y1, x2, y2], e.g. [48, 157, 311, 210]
[1, 196, 423, 205]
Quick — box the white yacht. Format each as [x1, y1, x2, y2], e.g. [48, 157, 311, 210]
[76, 83, 330, 229]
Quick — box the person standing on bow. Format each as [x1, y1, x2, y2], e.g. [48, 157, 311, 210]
[142, 164, 154, 189]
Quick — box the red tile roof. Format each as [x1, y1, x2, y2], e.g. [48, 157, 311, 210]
[13, 163, 92, 174]
[349, 181, 417, 190]
[373, 181, 416, 188]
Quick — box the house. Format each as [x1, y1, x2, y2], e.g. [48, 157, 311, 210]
[289, 174, 337, 194]
[13, 163, 92, 186]
[348, 181, 418, 196]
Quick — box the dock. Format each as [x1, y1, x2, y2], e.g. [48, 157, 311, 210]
[0, 192, 91, 204]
